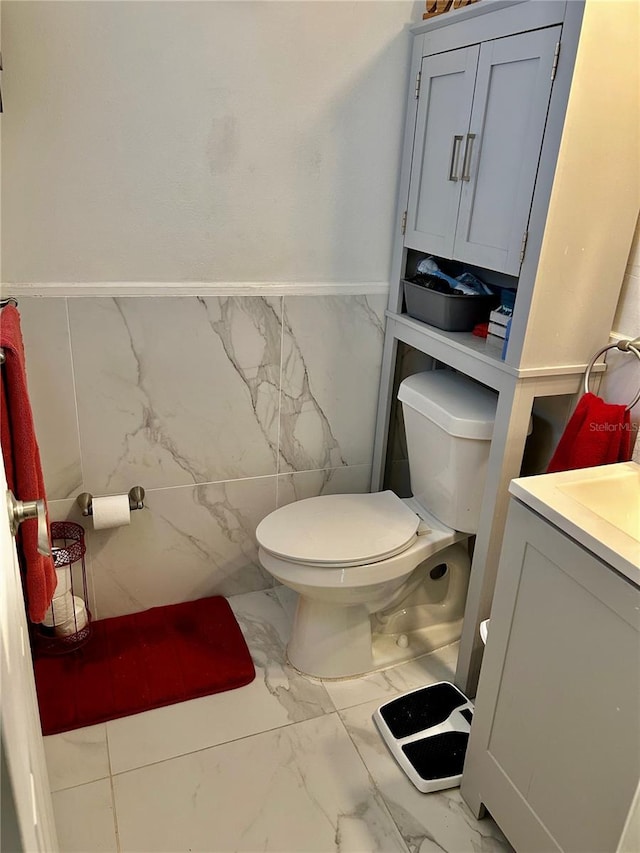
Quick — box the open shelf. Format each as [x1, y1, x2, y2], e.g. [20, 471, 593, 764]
[388, 312, 601, 389]
[389, 312, 518, 391]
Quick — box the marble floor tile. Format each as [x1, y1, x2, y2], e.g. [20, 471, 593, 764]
[339, 698, 513, 853]
[113, 712, 409, 853]
[323, 643, 460, 711]
[106, 589, 334, 774]
[52, 778, 118, 853]
[44, 724, 110, 792]
[48, 587, 516, 853]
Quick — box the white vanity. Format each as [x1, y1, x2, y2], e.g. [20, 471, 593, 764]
[461, 462, 640, 852]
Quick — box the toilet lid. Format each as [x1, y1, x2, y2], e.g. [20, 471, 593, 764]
[255, 491, 420, 567]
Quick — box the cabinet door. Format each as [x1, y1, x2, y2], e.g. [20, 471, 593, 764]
[461, 500, 640, 852]
[404, 45, 479, 259]
[454, 27, 561, 275]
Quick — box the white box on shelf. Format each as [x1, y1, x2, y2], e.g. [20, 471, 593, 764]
[488, 321, 508, 339]
[489, 308, 512, 327]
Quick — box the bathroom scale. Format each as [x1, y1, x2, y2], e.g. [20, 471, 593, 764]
[373, 681, 473, 793]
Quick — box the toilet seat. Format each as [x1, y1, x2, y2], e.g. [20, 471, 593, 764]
[258, 528, 462, 593]
[256, 491, 423, 568]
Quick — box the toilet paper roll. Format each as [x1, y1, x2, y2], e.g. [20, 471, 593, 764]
[42, 591, 75, 627]
[55, 566, 72, 595]
[92, 494, 131, 530]
[54, 597, 89, 637]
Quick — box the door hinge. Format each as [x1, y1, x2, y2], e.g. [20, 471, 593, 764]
[551, 42, 561, 82]
[401, 210, 408, 235]
[519, 230, 529, 263]
[415, 71, 421, 100]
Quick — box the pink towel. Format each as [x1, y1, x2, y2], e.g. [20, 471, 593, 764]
[0, 305, 56, 622]
[547, 392, 632, 474]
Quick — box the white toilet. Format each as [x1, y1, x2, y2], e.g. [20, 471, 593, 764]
[256, 370, 498, 679]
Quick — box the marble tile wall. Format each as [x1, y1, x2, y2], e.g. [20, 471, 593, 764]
[19, 293, 386, 618]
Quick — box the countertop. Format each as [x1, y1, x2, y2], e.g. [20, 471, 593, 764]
[509, 462, 640, 586]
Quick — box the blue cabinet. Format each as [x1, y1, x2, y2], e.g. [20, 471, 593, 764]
[405, 45, 479, 259]
[405, 26, 561, 276]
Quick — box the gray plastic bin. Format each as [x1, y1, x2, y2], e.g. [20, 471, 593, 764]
[403, 279, 494, 332]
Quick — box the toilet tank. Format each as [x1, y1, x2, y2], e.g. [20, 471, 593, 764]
[397, 370, 498, 533]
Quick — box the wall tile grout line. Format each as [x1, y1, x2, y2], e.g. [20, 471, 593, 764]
[275, 295, 285, 500]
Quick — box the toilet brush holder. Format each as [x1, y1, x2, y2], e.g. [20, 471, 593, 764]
[33, 521, 92, 654]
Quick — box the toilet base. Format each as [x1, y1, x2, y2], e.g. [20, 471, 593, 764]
[287, 597, 464, 681]
[284, 542, 470, 680]
[287, 597, 374, 679]
[288, 621, 463, 681]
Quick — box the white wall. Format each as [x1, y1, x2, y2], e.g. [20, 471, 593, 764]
[1, 0, 421, 284]
[612, 216, 640, 339]
[602, 215, 640, 459]
[3, 1, 638, 618]
[1, 0, 423, 617]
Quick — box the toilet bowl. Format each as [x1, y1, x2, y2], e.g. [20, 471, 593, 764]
[256, 370, 498, 680]
[258, 492, 471, 678]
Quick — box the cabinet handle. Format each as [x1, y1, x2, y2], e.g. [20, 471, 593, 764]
[461, 133, 476, 182]
[448, 135, 463, 182]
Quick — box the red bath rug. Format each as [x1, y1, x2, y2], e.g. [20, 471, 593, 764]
[34, 596, 256, 735]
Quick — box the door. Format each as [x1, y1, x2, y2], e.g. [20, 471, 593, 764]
[454, 26, 561, 274]
[404, 45, 479, 259]
[0, 457, 58, 851]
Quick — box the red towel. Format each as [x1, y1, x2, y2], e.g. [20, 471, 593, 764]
[0, 305, 56, 622]
[547, 392, 632, 474]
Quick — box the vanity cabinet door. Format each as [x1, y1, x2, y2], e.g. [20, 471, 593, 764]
[461, 499, 640, 853]
[454, 26, 561, 275]
[404, 45, 479, 259]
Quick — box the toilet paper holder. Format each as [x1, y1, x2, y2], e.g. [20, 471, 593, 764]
[76, 486, 145, 517]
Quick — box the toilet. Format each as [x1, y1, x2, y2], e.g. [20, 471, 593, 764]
[256, 370, 498, 679]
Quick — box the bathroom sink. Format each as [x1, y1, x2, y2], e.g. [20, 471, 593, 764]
[509, 462, 640, 585]
[558, 467, 640, 541]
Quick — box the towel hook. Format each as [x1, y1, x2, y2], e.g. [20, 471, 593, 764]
[583, 338, 640, 411]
